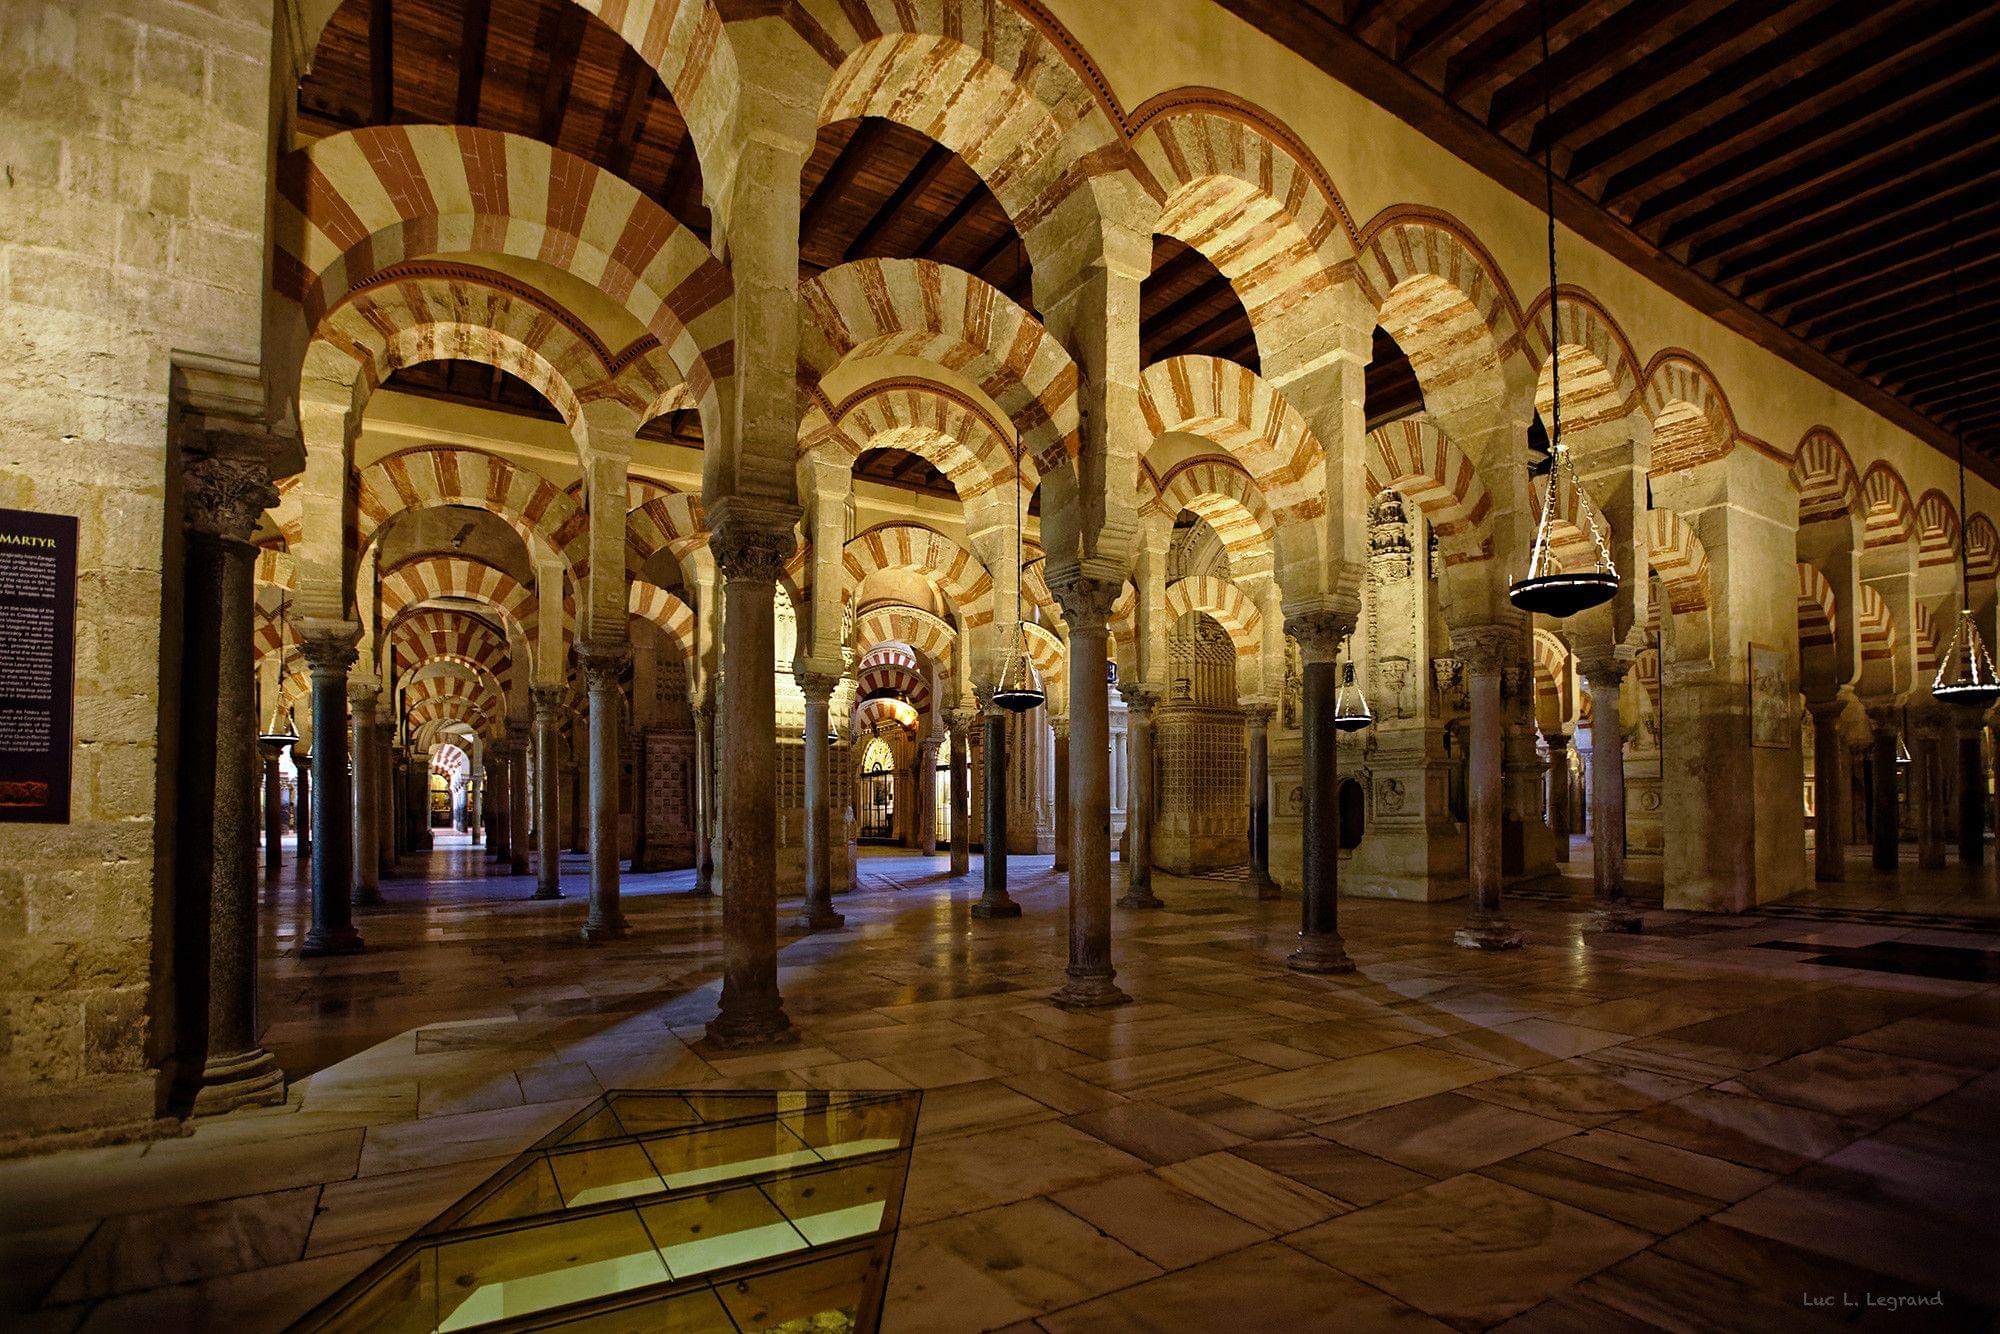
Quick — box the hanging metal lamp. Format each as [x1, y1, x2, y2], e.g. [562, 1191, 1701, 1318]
[1332, 638, 1373, 733]
[260, 699, 299, 746]
[1931, 231, 1999, 709]
[1509, 0, 1618, 621]
[993, 442, 1046, 712]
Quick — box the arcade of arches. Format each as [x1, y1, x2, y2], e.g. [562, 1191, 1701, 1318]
[3, 0, 1999, 1327]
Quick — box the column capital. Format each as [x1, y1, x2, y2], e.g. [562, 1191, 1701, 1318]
[1284, 610, 1357, 664]
[1242, 702, 1275, 729]
[946, 707, 978, 738]
[1543, 729, 1571, 751]
[1864, 701, 1902, 733]
[1118, 683, 1160, 717]
[709, 503, 799, 584]
[796, 670, 841, 704]
[1050, 712, 1070, 740]
[579, 646, 630, 691]
[299, 621, 360, 676]
[531, 683, 566, 717]
[1051, 575, 1122, 631]
[182, 450, 279, 543]
[1805, 695, 1848, 722]
[1577, 649, 1634, 689]
[1451, 623, 1523, 675]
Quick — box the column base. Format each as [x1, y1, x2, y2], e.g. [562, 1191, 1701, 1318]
[580, 915, 629, 942]
[685, 885, 715, 898]
[1454, 919, 1524, 950]
[531, 885, 562, 901]
[794, 906, 845, 932]
[1048, 972, 1129, 1010]
[1116, 889, 1164, 910]
[353, 888, 383, 908]
[1244, 871, 1282, 902]
[1582, 903, 1644, 934]
[192, 1047, 285, 1116]
[300, 925, 363, 956]
[971, 894, 1022, 920]
[704, 1005, 796, 1050]
[1287, 934, 1354, 974]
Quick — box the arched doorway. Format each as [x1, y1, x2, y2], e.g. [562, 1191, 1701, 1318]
[859, 736, 897, 842]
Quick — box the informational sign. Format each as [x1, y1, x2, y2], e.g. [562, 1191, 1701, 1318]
[0, 508, 79, 822]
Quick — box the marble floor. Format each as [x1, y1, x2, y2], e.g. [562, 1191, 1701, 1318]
[3, 842, 1997, 1332]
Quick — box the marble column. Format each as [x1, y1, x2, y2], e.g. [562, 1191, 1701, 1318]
[532, 686, 563, 899]
[1911, 707, 1946, 871]
[1455, 626, 1523, 950]
[798, 672, 844, 931]
[260, 740, 285, 875]
[292, 742, 312, 863]
[507, 726, 530, 876]
[1244, 705, 1278, 899]
[1052, 714, 1071, 874]
[1581, 657, 1640, 933]
[948, 710, 973, 878]
[375, 723, 395, 880]
[1050, 579, 1128, 1008]
[490, 746, 512, 867]
[1867, 706, 1900, 871]
[182, 450, 285, 1109]
[691, 692, 716, 896]
[300, 628, 362, 956]
[917, 736, 940, 856]
[1546, 733, 1572, 865]
[1287, 614, 1354, 972]
[1960, 722, 1986, 866]
[1808, 698, 1847, 882]
[350, 691, 382, 907]
[975, 697, 1021, 919]
[580, 652, 629, 940]
[1116, 686, 1162, 909]
[706, 523, 796, 1047]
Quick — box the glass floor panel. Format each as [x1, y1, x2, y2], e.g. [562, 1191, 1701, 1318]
[296, 1089, 921, 1333]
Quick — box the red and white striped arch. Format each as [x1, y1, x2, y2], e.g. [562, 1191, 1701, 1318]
[627, 580, 697, 662]
[1646, 509, 1710, 615]
[377, 555, 544, 647]
[1861, 461, 1918, 550]
[854, 603, 956, 671]
[356, 446, 588, 572]
[1790, 428, 1863, 525]
[1915, 489, 1960, 569]
[1643, 351, 1737, 476]
[1164, 575, 1262, 663]
[842, 523, 995, 630]
[1796, 564, 1838, 651]
[1155, 457, 1277, 574]
[1856, 583, 1898, 664]
[390, 608, 513, 686]
[1967, 514, 2000, 581]
[1364, 417, 1493, 565]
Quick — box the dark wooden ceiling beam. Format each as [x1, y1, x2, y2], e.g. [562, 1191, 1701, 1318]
[1634, 71, 2000, 238]
[1561, 0, 1910, 181]
[967, 229, 1019, 284]
[1823, 277, 2000, 361]
[603, 49, 654, 178]
[1715, 170, 2000, 288]
[1856, 327, 2000, 384]
[369, 0, 394, 125]
[1488, 0, 1697, 137]
[1910, 369, 2000, 416]
[1440, 0, 1594, 104]
[800, 120, 885, 257]
[658, 131, 703, 225]
[1890, 345, 2000, 396]
[844, 141, 954, 261]
[1396, 0, 1494, 69]
[910, 177, 990, 259]
[1601, 6, 1996, 214]
[536, 4, 587, 146]
[1784, 250, 1994, 334]
[453, 0, 490, 125]
[1146, 275, 1243, 344]
[1757, 201, 2000, 313]
[1687, 149, 2000, 270]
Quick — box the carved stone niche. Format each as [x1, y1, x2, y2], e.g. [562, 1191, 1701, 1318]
[1368, 490, 1412, 575]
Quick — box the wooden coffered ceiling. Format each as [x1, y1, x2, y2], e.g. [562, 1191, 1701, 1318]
[1216, 0, 2000, 468]
[301, 0, 1426, 479]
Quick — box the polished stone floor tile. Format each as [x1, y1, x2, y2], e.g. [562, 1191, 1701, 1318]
[1285, 1173, 1653, 1327]
[1065, 1100, 1247, 1165]
[1610, 1088, 1865, 1173]
[1315, 1091, 1578, 1177]
[1226, 1134, 1433, 1207]
[1049, 1172, 1269, 1269]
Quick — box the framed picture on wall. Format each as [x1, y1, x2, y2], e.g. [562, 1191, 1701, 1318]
[1748, 641, 1791, 749]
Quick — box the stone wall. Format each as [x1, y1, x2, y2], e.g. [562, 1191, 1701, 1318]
[0, 0, 276, 1151]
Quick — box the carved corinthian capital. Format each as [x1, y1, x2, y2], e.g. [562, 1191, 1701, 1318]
[1284, 610, 1356, 665]
[1451, 623, 1522, 675]
[183, 451, 279, 543]
[710, 521, 795, 584]
[1052, 576, 1121, 632]
[797, 670, 841, 704]
[580, 646, 631, 692]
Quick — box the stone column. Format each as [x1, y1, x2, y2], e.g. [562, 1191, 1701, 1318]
[349, 691, 382, 907]
[705, 522, 796, 1046]
[1911, 706, 1946, 871]
[1808, 698, 1847, 882]
[1244, 705, 1278, 899]
[1050, 579, 1129, 1008]
[1117, 686, 1163, 909]
[1052, 713, 1071, 873]
[1287, 613, 1355, 972]
[1581, 656, 1639, 933]
[532, 686, 563, 899]
[917, 736, 940, 855]
[182, 450, 286, 1109]
[691, 692, 717, 896]
[300, 628, 362, 956]
[375, 723, 395, 880]
[490, 745, 513, 866]
[1960, 720, 1985, 866]
[1455, 626, 1523, 950]
[1867, 706, 1900, 871]
[507, 726, 530, 875]
[975, 696, 1021, 919]
[259, 740, 285, 875]
[1546, 733, 1571, 864]
[292, 742, 312, 863]
[580, 652, 629, 940]
[798, 672, 844, 931]
[948, 710, 973, 877]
